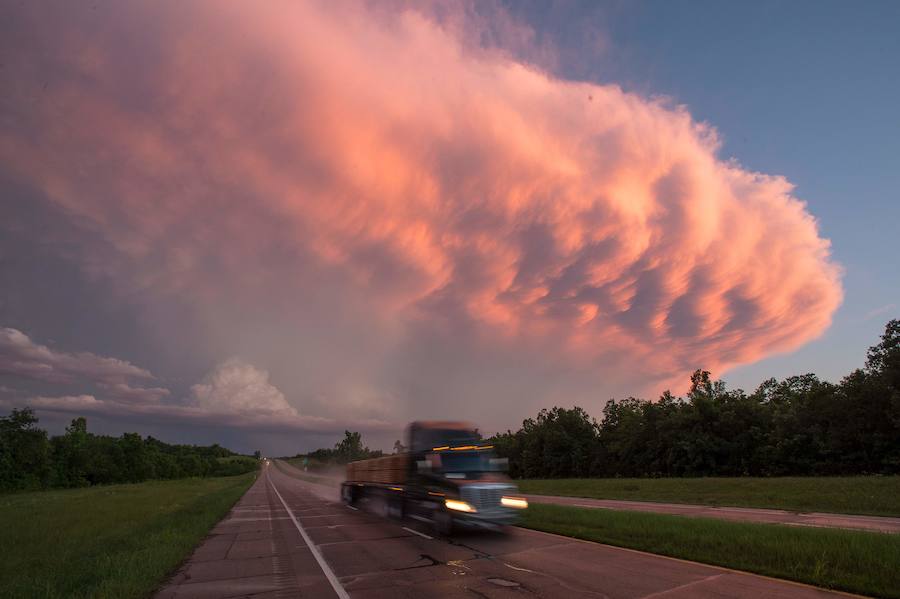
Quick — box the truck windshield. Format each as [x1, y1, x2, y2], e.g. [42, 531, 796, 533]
[439, 452, 494, 474]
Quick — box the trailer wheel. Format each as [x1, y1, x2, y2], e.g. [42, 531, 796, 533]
[387, 495, 404, 520]
[433, 508, 453, 536]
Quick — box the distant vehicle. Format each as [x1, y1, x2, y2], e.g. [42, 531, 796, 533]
[341, 421, 528, 534]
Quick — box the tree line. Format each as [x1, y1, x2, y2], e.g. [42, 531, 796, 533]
[489, 320, 900, 478]
[0, 412, 258, 492]
[295, 430, 385, 465]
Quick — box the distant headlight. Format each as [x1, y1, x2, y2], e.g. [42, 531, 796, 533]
[445, 499, 477, 513]
[501, 496, 528, 509]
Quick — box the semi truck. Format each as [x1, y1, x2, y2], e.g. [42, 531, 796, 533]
[341, 421, 528, 534]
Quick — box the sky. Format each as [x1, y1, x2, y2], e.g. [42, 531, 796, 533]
[1, 0, 897, 454]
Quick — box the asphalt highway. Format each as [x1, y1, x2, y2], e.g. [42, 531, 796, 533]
[254, 464, 900, 535]
[156, 461, 856, 598]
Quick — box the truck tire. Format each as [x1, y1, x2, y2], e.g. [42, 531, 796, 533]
[387, 495, 404, 520]
[433, 508, 453, 536]
[341, 484, 357, 505]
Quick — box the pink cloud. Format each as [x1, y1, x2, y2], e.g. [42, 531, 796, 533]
[0, 2, 841, 421]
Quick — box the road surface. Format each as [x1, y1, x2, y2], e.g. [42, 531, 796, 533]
[273, 466, 900, 534]
[156, 461, 858, 598]
[523, 494, 900, 534]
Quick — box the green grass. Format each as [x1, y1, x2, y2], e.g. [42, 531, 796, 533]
[0, 473, 256, 599]
[522, 503, 900, 598]
[516, 476, 900, 517]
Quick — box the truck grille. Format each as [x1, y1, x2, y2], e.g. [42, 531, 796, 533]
[461, 486, 506, 510]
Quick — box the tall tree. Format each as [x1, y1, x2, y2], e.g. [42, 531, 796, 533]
[0, 408, 51, 490]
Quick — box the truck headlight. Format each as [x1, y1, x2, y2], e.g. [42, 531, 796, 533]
[501, 496, 528, 509]
[445, 499, 477, 513]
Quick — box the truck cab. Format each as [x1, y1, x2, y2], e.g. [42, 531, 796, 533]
[402, 421, 527, 534]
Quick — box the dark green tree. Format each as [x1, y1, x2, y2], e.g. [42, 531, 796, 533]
[0, 407, 51, 490]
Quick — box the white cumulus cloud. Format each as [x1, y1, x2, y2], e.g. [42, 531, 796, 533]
[190, 359, 297, 416]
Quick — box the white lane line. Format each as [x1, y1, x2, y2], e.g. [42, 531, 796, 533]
[346, 505, 359, 511]
[409, 514, 433, 524]
[267, 472, 350, 599]
[402, 526, 433, 540]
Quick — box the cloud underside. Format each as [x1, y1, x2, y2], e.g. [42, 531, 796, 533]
[0, 1, 841, 422]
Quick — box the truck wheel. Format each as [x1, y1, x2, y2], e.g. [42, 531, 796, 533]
[387, 495, 404, 520]
[433, 508, 453, 536]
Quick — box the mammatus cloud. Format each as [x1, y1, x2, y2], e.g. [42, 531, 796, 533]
[0, 1, 841, 425]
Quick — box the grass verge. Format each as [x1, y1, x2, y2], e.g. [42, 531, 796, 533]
[0, 473, 256, 599]
[522, 503, 900, 598]
[516, 476, 900, 517]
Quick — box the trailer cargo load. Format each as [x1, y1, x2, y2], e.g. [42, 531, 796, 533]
[346, 454, 409, 485]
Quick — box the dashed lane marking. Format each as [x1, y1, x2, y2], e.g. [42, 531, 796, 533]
[267, 470, 350, 599]
[402, 526, 434, 540]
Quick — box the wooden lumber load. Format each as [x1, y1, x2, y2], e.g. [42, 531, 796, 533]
[346, 453, 409, 485]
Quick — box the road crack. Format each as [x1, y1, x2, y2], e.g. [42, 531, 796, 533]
[393, 553, 443, 570]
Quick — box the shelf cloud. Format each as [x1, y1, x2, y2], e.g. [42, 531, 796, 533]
[0, 1, 841, 432]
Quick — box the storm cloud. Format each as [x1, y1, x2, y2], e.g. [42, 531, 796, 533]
[0, 1, 841, 440]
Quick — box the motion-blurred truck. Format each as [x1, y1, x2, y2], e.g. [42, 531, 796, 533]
[341, 421, 528, 534]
